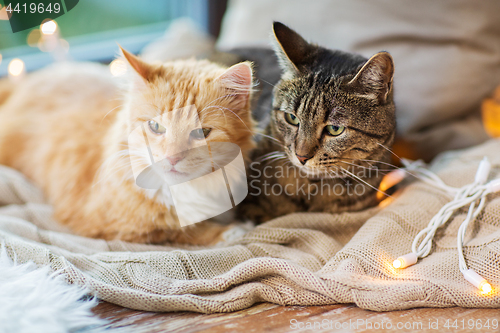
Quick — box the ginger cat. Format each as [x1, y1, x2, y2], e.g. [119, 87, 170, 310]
[0, 49, 255, 245]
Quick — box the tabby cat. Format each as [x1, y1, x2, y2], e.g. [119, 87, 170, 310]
[239, 22, 396, 222]
[0, 48, 255, 244]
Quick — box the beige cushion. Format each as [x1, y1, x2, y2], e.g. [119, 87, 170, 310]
[217, 0, 500, 160]
[141, 18, 216, 63]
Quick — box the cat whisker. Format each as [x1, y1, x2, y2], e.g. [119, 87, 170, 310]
[257, 151, 286, 160]
[324, 161, 378, 172]
[355, 158, 400, 170]
[260, 152, 285, 159]
[203, 104, 253, 133]
[259, 78, 279, 89]
[116, 143, 134, 149]
[203, 105, 229, 125]
[339, 166, 393, 199]
[252, 132, 285, 147]
[335, 156, 378, 169]
[360, 156, 433, 185]
[326, 169, 350, 185]
[202, 94, 239, 110]
[377, 142, 403, 161]
[331, 159, 395, 173]
[264, 156, 288, 165]
[355, 157, 423, 178]
[201, 94, 244, 113]
[100, 104, 124, 124]
[250, 150, 288, 167]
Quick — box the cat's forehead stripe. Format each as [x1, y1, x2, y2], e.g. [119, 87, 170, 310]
[294, 74, 341, 123]
[296, 74, 317, 118]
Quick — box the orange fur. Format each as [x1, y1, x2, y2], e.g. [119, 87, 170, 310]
[0, 53, 255, 245]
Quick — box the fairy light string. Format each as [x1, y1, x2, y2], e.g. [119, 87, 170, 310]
[391, 157, 499, 294]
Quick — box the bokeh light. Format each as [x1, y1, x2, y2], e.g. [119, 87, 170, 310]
[41, 20, 57, 35]
[109, 59, 127, 77]
[0, 5, 7, 20]
[27, 29, 42, 47]
[481, 281, 492, 295]
[59, 39, 70, 52]
[393, 258, 402, 269]
[8, 59, 25, 77]
[0, 54, 2, 66]
[38, 37, 57, 52]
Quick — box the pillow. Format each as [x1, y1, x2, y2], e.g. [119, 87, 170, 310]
[140, 18, 216, 63]
[217, 0, 500, 160]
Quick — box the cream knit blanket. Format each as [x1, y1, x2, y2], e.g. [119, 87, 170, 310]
[0, 140, 499, 313]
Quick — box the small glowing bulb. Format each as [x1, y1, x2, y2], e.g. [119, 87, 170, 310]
[109, 59, 127, 77]
[463, 269, 492, 295]
[8, 58, 25, 77]
[392, 253, 418, 269]
[41, 20, 57, 35]
[480, 282, 492, 295]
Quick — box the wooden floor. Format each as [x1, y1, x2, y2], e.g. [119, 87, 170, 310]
[93, 301, 500, 332]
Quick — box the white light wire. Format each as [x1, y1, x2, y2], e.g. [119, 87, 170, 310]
[395, 157, 499, 273]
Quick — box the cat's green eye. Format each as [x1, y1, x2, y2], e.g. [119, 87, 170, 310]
[285, 113, 300, 126]
[148, 120, 166, 134]
[325, 125, 345, 136]
[190, 128, 212, 140]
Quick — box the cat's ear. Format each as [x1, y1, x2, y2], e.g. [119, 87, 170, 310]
[119, 46, 154, 84]
[217, 62, 254, 108]
[348, 52, 394, 104]
[272, 21, 314, 77]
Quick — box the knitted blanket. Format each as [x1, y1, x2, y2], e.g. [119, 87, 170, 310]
[0, 140, 499, 313]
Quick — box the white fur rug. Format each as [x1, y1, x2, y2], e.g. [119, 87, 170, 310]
[0, 248, 107, 333]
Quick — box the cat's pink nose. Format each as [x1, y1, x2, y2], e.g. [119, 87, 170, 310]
[296, 154, 312, 165]
[166, 156, 183, 166]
